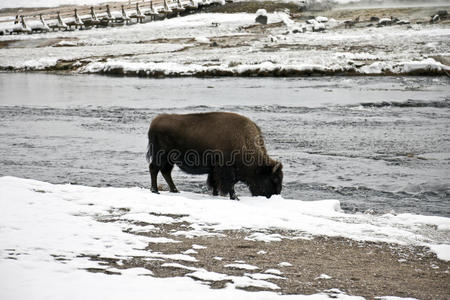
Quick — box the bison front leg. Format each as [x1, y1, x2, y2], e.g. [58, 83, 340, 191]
[149, 162, 160, 194]
[229, 186, 239, 201]
[216, 167, 239, 201]
[207, 172, 219, 196]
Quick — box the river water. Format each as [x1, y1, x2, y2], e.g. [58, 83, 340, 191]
[0, 72, 449, 216]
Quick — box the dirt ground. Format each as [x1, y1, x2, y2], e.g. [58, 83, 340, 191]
[84, 213, 450, 299]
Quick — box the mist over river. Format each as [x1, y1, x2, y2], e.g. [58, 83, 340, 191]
[0, 73, 449, 216]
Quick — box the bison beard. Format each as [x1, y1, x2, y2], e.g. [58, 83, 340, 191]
[146, 112, 283, 200]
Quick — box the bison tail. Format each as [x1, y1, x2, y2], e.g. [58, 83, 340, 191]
[146, 132, 157, 164]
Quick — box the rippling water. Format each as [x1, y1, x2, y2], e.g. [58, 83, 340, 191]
[0, 72, 449, 216]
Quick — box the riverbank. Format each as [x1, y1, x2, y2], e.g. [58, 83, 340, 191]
[1, 177, 449, 299]
[0, 3, 449, 77]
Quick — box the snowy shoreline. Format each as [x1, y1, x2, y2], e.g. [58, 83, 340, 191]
[80, 58, 450, 77]
[2, 53, 449, 77]
[2, 176, 449, 259]
[1, 10, 449, 78]
[1, 176, 449, 299]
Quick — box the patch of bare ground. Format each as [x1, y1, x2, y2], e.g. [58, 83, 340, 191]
[202, 1, 304, 14]
[0, 37, 78, 49]
[81, 215, 450, 298]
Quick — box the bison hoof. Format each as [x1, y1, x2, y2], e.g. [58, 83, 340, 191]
[170, 188, 179, 193]
[230, 195, 240, 201]
[151, 188, 160, 194]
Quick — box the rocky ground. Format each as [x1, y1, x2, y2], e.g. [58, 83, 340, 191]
[88, 211, 450, 299]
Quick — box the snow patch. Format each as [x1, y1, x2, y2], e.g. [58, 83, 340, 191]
[246, 232, 284, 242]
[183, 249, 198, 255]
[256, 9, 268, 18]
[162, 263, 199, 271]
[265, 269, 283, 275]
[146, 237, 181, 243]
[225, 263, 259, 270]
[1, 176, 449, 263]
[1, 176, 447, 299]
[315, 274, 332, 280]
[187, 270, 230, 281]
[246, 272, 286, 280]
[428, 244, 450, 261]
[195, 36, 210, 44]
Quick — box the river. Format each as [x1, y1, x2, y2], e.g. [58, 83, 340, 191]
[0, 72, 449, 216]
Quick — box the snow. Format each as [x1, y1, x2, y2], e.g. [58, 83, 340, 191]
[315, 274, 332, 280]
[1, 13, 449, 76]
[246, 232, 284, 242]
[379, 18, 392, 23]
[256, 9, 268, 17]
[278, 262, 293, 267]
[2, 176, 447, 298]
[314, 22, 326, 31]
[179, 267, 285, 290]
[192, 244, 207, 250]
[427, 245, 450, 261]
[246, 273, 285, 280]
[0, 0, 111, 9]
[1, 177, 449, 260]
[187, 270, 281, 290]
[3, 258, 336, 300]
[232, 276, 280, 290]
[183, 249, 198, 254]
[265, 269, 283, 275]
[187, 270, 230, 281]
[195, 36, 210, 44]
[162, 262, 199, 271]
[315, 16, 328, 23]
[225, 263, 260, 270]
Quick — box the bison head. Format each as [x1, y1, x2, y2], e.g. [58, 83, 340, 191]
[250, 162, 283, 198]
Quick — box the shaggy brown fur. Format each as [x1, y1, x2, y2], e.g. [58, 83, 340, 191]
[147, 112, 283, 199]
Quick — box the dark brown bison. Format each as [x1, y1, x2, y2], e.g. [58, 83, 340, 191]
[146, 112, 283, 200]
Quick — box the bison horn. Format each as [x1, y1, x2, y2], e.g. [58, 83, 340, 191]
[272, 162, 282, 173]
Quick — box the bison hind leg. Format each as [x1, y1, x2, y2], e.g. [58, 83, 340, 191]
[161, 162, 178, 193]
[149, 162, 160, 194]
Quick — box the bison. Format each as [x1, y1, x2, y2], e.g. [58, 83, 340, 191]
[146, 112, 283, 200]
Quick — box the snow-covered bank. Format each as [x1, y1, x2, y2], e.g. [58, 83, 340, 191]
[1, 176, 449, 298]
[1, 176, 449, 259]
[1, 12, 449, 77]
[80, 58, 450, 76]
